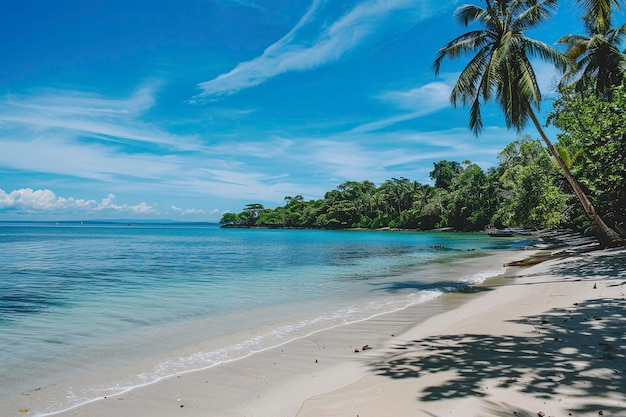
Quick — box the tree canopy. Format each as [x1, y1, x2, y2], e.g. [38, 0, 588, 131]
[220, 140, 572, 232]
[220, 0, 626, 244]
[549, 86, 626, 234]
[433, 0, 624, 246]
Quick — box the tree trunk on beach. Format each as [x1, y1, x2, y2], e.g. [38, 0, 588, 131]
[527, 108, 623, 247]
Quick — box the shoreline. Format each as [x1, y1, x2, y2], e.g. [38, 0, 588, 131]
[9, 242, 625, 417]
[298, 246, 626, 417]
[6, 249, 527, 417]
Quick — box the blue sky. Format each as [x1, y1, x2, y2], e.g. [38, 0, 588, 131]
[0, 0, 620, 221]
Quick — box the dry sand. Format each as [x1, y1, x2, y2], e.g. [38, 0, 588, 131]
[14, 246, 626, 417]
[298, 246, 626, 417]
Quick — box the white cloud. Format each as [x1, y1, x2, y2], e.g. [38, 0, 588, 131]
[379, 82, 451, 112]
[0, 189, 156, 215]
[532, 59, 563, 99]
[98, 193, 157, 214]
[197, 0, 442, 98]
[0, 189, 227, 219]
[171, 205, 209, 215]
[0, 188, 89, 211]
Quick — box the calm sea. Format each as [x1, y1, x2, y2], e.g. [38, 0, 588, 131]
[0, 222, 533, 415]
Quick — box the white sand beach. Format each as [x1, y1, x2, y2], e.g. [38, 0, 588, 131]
[12, 246, 626, 417]
[298, 246, 626, 417]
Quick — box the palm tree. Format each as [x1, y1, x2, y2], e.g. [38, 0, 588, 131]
[433, 0, 623, 246]
[558, 7, 626, 98]
[574, 0, 624, 33]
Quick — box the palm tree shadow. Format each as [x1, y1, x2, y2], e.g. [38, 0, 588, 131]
[370, 297, 626, 413]
[546, 250, 626, 281]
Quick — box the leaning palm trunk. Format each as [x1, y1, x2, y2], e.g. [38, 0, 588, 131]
[433, 0, 624, 247]
[527, 108, 623, 247]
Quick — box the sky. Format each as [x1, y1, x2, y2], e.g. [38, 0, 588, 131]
[0, 0, 622, 222]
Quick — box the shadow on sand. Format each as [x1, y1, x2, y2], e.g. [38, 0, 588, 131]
[370, 251, 626, 416]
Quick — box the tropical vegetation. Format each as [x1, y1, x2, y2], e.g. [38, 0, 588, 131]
[432, 0, 624, 246]
[221, 0, 626, 246]
[220, 138, 576, 232]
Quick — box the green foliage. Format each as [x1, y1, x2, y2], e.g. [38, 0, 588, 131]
[549, 86, 626, 230]
[219, 212, 240, 226]
[493, 137, 568, 229]
[316, 200, 360, 229]
[497, 135, 550, 171]
[558, 9, 626, 99]
[222, 146, 577, 231]
[240, 203, 265, 226]
[256, 208, 285, 227]
[421, 187, 450, 229]
[219, 203, 266, 227]
[430, 160, 462, 190]
[572, 0, 626, 34]
[434, 0, 624, 246]
[446, 161, 498, 230]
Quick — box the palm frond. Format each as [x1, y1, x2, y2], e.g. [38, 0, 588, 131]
[573, 0, 624, 33]
[513, 0, 559, 31]
[433, 30, 492, 75]
[524, 38, 572, 71]
[479, 46, 503, 103]
[469, 95, 484, 135]
[497, 60, 515, 128]
[553, 144, 583, 171]
[605, 24, 626, 43]
[559, 16, 626, 95]
[450, 46, 492, 105]
[434, 0, 571, 134]
[557, 33, 588, 47]
[519, 52, 542, 107]
[454, 4, 487, 26]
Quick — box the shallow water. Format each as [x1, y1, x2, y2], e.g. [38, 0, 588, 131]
[0, 222, 534, 415]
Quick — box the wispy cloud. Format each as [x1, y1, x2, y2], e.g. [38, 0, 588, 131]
[7, 85, 155, 116]
[0, 85, 216, 191]
[379, 82, 451, 112]
[0, 86, 201, 151]
[350, 81, 453, 133]
[226, 0, 267, 13]
[281, 121, 516, 185]
[0, 84, 319, 208]
[203, 136, 293, 159]
[0, 134, 180, 183]
[197, 0, 443, 98]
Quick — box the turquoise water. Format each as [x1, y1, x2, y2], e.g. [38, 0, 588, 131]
[0, 222, 532, 414]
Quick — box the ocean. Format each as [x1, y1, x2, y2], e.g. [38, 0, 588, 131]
[0, 222, 534, 415]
